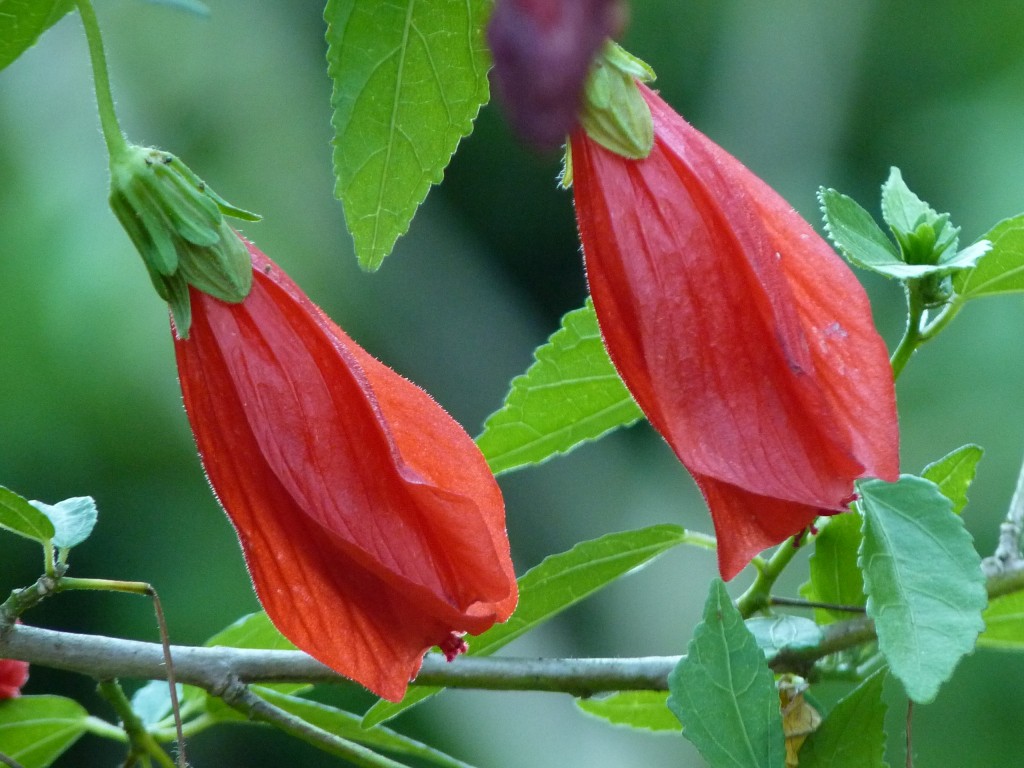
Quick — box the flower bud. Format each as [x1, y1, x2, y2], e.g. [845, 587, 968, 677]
[108, 145, 259, 338]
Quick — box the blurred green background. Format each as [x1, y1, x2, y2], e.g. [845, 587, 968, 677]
[2, 0, 1024, 765]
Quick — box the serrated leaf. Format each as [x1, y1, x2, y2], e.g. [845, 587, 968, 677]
[799, 513, 866, 625]
[576, 691, 680, 732]
[0, 485, 55, 543]
[256, 688, 476, 768]
[0, 695, 89, 768]
[797, 671, 888, 768]
[880, 168, 940, 239]
[921, 444, 983, 515]
[858, 475, 987, 703]
[325, 0, 490, 270]
[746, 616, 824, 661]
[363, 524, 693, 727]
[819, 187, 905, 276]
[668, 580, 786, 768]
[0, 0, 74, 73]
[954, 214, 1024, 298]
[978, 590, 1024, 650]
[28, 496, 97, 549]
[477, 299, 643, 474]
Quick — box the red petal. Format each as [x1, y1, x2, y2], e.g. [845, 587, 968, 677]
[571, 83, 898, 577]
[175, 243, 517, 701]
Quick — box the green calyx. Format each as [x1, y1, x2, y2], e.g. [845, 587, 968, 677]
[577, 41, 656, 160]
[108, 145, 260, 338]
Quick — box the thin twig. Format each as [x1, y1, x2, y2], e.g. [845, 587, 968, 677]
[769, 596, 866, 614]
[0, 752, 26, 768]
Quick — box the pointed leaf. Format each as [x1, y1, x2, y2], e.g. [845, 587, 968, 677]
[954, 214, 1024, 298]
[978, 591, 1024, 650]
[921, 444, 983, 515]
[880, 167, 939, 239]
[0, 695, 89, 768]
[29, 496, 97, 549]
[576, 691, 680, 732]
[0, 0, 74, 73]
[256, 688, 477, 768]
[668, 580, 786, 768]
[818, 187, 905, 277]
[477, 299, 643, 474]
[0, 486, 55, 543]
[325, 0, 490, 270]
[799, 513, 866, 625]
[797, 671, 888, 768]
[363, 524, 695, 727]
[858, 475, 987, 703]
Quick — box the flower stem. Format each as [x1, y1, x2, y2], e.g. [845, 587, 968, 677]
[97, 680, 178, 768]
[889, 284, 925, 380]
[75, 0, 129, 158]
[735, 530, 809, 618]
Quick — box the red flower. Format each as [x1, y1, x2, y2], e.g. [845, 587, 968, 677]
[173, 241, 517, 701]
[570, 83, 899, 580]
[0, 656, 28, 700]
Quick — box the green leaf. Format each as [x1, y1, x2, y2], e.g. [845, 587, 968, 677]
[799, 513, 866, 625]
[978, 591, 1024, 650]
[745, 616, 824, 661]
[324, 0, 490, 270]
[668, 580, 786, 768]
[476, 299, 643, 474]
[0, 695, 89, 768]
[921, 444, 984, 515]
[954, 214, 1024, 298]
[797, 671, 888, 768]
[858, 475, 987, 703]
[0, 485, 55, 543]
[576, 691, 680, 732]
[363, 524, 694, 727]
[819, 187, 905, 276]
[129, 681, 184, 728]
[0, 0, 74, 73]
[256, 688, 477, 768]
[28, 496, 97, 549]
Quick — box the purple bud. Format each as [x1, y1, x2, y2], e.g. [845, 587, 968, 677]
[488, 0, 626, 151]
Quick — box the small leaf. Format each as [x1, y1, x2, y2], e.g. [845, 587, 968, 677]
[576, 691, 680, 732]
[819, 188, 905, 276]
[325, 0, 490, 270]
[363, 524, 693, 727]
[0, 695, 89, 768]
[476, 299, 643, 474]
[28, 496, 97, 549]
[0, 486, 55, 543]
[668, 580, 786, 768]
[954, 214, 1024, 298]
[799, 513, 866, 625]
[921, 444, 983, 515]
[858, 475, 987, 703]
[0, 0, 74, 73]
[880, 168, 941, 242]
[130, 681, 184, 728]
[978, 591, 1024, 650]
[797, 671, 888, 768]
[256, 688, 477, 768]
[745, 616, 823, 661]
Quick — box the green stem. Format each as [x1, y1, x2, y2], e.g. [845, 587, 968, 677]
[75, 0, 129, 157]
[97, 680, 178, 768]
[919, 294, 965, 342]
[735, 530, 809, 618]
[889, 283, 926, 380]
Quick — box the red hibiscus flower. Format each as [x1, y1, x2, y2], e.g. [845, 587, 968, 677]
[173, 241, 518, 701]
[0, 656, 28, 700]
[570, 82, 899, 580]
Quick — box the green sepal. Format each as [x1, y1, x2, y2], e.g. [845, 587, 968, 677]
[578, 42, 656, 160]
[108, 144, 258, 337]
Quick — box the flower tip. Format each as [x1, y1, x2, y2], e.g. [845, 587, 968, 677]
[439, 632, 469, 662]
